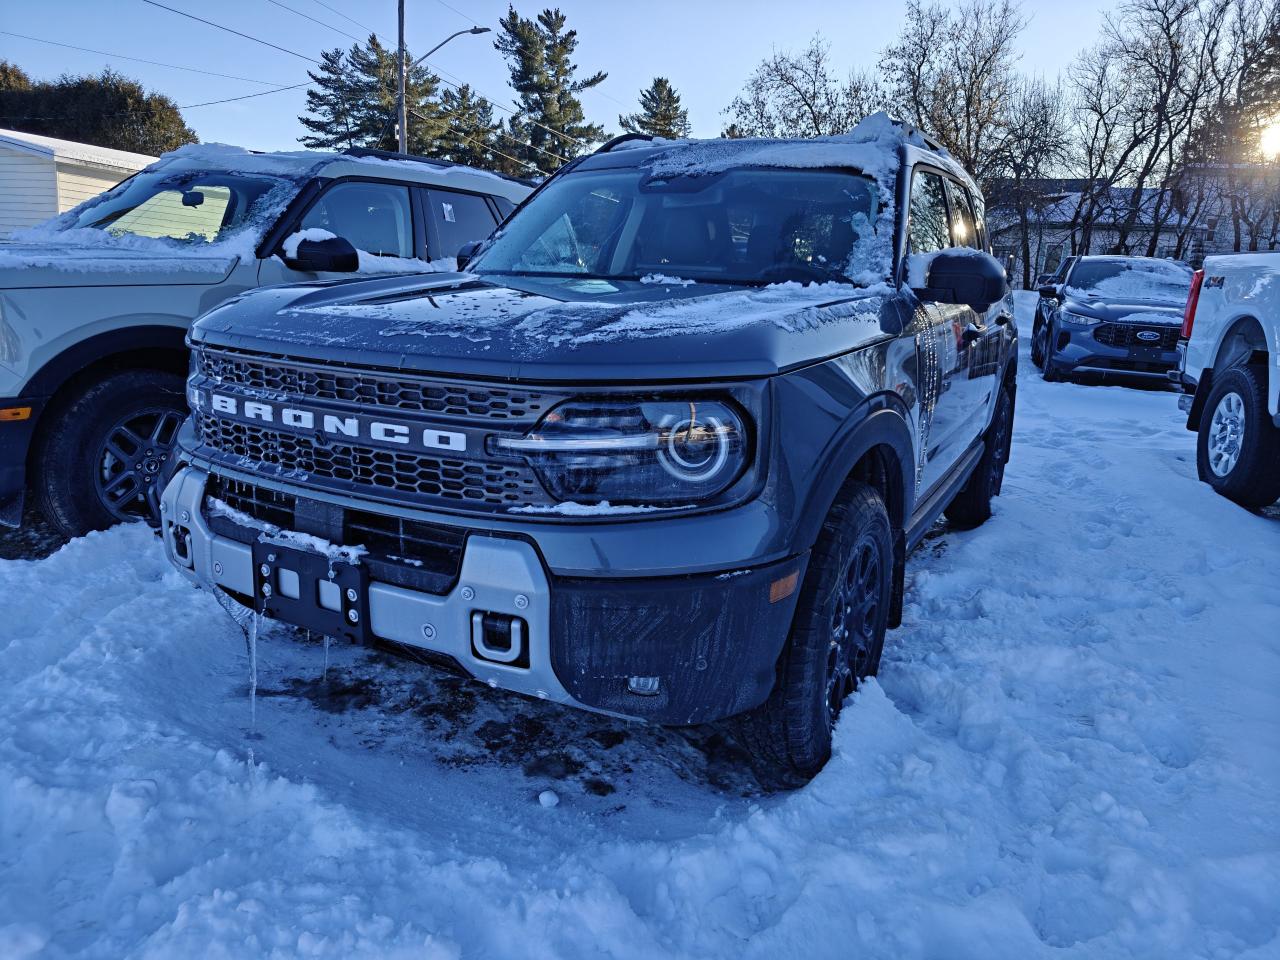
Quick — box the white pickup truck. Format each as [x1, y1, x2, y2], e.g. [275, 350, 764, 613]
[1176, 253, 1280, 508]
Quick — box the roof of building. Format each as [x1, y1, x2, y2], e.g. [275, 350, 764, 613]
[0, 128, 155, 171]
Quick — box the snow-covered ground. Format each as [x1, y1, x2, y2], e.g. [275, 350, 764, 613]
[2, 291, 1278, 959]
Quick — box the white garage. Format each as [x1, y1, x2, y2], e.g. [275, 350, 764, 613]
[0, 128, 154, 237]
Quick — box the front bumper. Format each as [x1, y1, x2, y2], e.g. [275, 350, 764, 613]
[1050, 321, 1180, 381]
[160, 465, 804, 725]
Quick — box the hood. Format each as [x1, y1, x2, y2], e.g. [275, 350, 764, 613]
[192, 271, 901, 382]
[1061, 293, 1185, 325]
[0, 242, 238, 289]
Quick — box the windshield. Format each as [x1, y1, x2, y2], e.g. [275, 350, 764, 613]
[1066, 259, 1191, 303]
[66, 170, 285, 243]
[471, 167, 880, 286]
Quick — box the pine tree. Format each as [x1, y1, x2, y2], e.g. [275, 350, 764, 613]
[434, 83, 503, 168]
[298, 35, 446, 155]
[494, 6, 607, 174]
[0, 60, 31, 93]
[298, 48, 359, 149]
[619, 77, 690, 139]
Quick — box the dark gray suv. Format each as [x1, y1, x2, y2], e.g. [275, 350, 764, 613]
[160, 114, 1018, 786]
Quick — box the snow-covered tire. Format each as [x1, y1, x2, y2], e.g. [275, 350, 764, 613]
[35, 369, 187, 539]
[945, 382, 1014, 529]
[1195, 364, 1280, 509]
[738, 482, 893, 789]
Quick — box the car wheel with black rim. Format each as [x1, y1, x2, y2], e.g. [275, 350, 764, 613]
[1196, 364, 1280, 509]
[35, 369, 187, 538]
[737, 482, 893, 789]
[945, 381, 1015, 529]
[1030, 320, 1046, 368]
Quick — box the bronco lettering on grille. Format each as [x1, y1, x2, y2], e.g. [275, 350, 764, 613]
[208, 393, 467, 453]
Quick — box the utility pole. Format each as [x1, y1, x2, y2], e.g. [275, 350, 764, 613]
[397, 0, 408, 154]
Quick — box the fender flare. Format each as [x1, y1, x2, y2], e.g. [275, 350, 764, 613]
[19, 324, 190, 401]
[791, 396, 916, 554]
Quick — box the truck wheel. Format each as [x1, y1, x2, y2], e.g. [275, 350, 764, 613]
[738, 482, 893, 789]
[1196, 364, 1280, 509]
[945, 383, 1014, 530]
[35, 369, 187, 538]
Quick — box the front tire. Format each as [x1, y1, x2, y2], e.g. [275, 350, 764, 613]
[35, 369, 186, 539]
[1030, 320, 1046, 368]
[1196, 365, 1280, 509]
[945, 381, 1015, 529]
[738, 483, 893, 789]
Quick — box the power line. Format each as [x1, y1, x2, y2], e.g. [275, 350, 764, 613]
[410, 109, 539, 174]
[264, 0, 363, 43]
[0, 30, 290, 86]
[428, 0, 482, 27]
[422, 62, 588, 148]
[181, 82, 312, 109]
[418, 106, 569, 166]
[305, 0, 376, 35]
[138, 0, 320, 64]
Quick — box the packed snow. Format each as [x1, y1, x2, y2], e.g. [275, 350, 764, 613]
[0, 291, 1277, 958]
[280, 228, 459, 275]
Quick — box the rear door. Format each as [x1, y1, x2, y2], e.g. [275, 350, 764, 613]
[423, 187, 501, 262]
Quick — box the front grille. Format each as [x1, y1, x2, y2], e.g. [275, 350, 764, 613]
[195, 413, 548, 509]
[207, 474, 295, 528]
[197, 347, 559, 421]
[1093, 323, 1179, 350]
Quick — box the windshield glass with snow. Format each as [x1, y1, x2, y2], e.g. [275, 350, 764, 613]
[1066, 259, 1191, 303]
[472, 167, 879, 286]
[66, 171, 286, 243]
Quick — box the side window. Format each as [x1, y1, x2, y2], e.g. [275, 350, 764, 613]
[945, 180, 977, 248]
[428, 188, 498, 259]
[300, 181, 413, 258]
[969, 189, 988, 249]
[908, 170, 951, 254]
[492, 196, 516, 221]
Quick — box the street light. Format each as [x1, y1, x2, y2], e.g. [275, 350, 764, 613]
[398, 20, 492, 154]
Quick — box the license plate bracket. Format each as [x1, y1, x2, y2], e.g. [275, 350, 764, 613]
[252, 540, 371, 644]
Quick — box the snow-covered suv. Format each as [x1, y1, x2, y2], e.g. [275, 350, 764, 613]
[1176, 254, 1280, 508]
[0, 144, 530, 536]
[160, 114, 1018, 786]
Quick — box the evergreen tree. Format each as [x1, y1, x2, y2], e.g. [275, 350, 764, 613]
[298, 48, 359, 149]
[298, 35, 446, 155]
[435, 83, 503, 168]
[619, 77, 690, 139]
[494, 6, 606, 174]
[0, 67, 195, 154]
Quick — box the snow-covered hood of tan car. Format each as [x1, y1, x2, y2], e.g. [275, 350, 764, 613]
[0, 242, 239, 289]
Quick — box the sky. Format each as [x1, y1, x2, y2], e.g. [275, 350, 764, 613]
[1, 0, 1113, 154]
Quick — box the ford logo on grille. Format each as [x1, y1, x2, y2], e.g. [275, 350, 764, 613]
[1136, 330, 1162, 342]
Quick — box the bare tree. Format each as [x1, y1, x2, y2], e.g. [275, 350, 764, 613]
[880, 0, 1029, 190]
[722, 35, 884, 138]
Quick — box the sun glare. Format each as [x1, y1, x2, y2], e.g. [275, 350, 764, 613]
[1261, 119, 1280, 159]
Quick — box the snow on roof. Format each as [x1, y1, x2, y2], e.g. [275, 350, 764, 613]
[0, 127, 154, 171]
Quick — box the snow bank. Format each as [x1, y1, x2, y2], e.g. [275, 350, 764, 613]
[1, 309, 1278, 958]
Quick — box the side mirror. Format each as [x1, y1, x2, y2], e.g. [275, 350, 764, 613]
[913, 249, 1010, 313]
[1037, 284, 1062, 299]
[455, 240, 484, 271]
[285, 236, 359, 273]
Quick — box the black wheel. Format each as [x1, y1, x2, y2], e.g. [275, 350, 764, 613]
[35, 369, 186, 538]
[1040, 321, 1064, 381]
[738, 482, 893, 789]
[1030, 319, 1046, 368]
[945, 382, 1015, 529]
[1196, 364, 1280, 509]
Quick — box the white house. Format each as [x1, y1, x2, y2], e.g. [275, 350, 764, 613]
[0, 128, 154, 237]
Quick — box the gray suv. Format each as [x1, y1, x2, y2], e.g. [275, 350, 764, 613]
[160, 114, 1018, 786]
[0, 144, 529, 536]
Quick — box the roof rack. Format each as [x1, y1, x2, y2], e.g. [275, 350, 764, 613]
[594, 132, 656, 155]
[339, 147, 535, 186]
[882, 116, 948, 155]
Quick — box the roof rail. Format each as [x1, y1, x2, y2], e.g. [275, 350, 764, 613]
[339, 147, 535, 186]
[594, 132, 655, 155]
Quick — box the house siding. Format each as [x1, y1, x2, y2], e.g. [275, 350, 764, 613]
[55, 160, 131, 212]
[0, 146, 57, 236]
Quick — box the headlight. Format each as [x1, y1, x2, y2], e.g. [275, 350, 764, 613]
[1061, 309, 1101, 326]
[494, 398, 749, 505]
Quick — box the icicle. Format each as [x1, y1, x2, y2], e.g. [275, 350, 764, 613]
[249, 610, 261, 732]
[323, 632, 331, 682]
